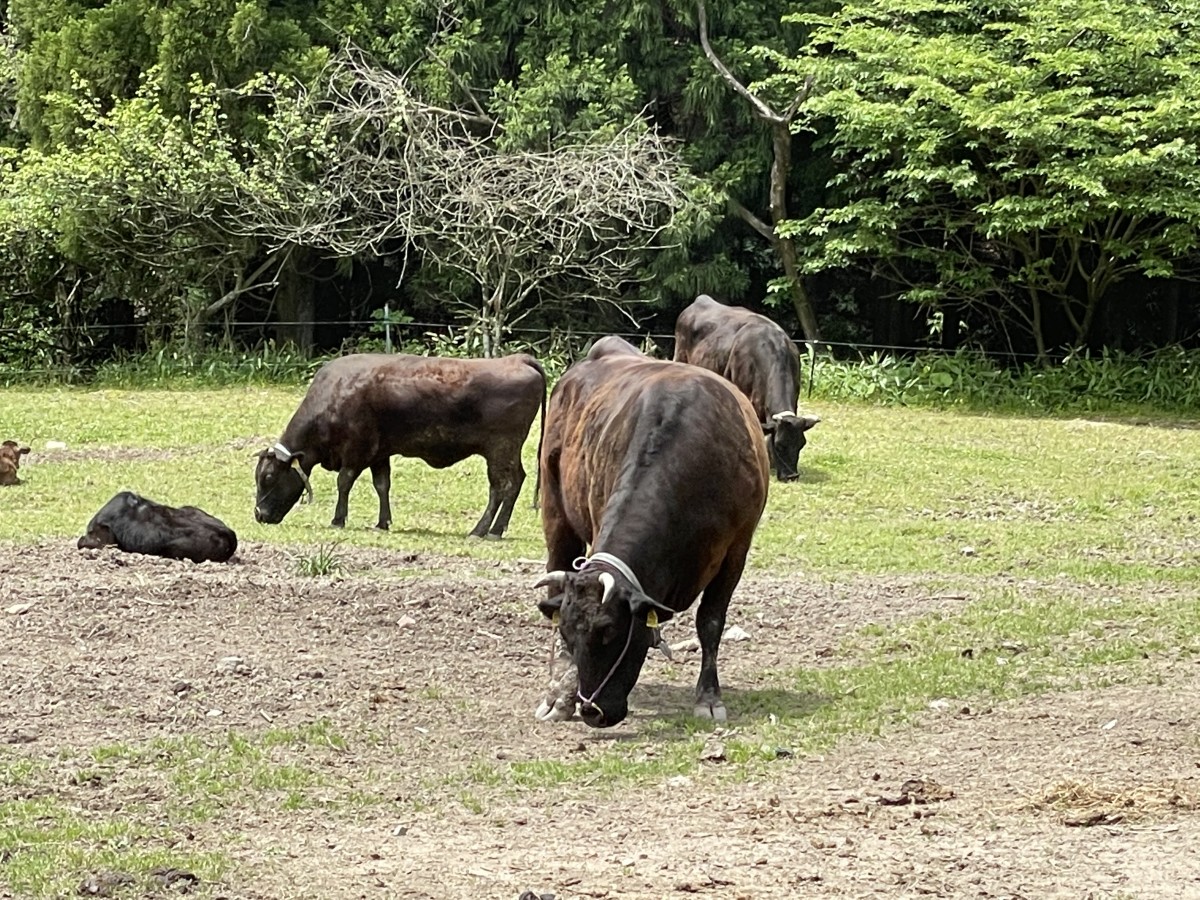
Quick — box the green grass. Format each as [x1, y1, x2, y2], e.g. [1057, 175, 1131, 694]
[0, 723, 366, 895]
[294, 541, 347, 577]
[0, 794, 228, 898]
[758, 404, 1200, 580]
[3, 388, 1199, 582]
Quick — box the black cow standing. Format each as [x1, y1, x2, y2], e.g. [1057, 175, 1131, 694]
[534, 336, 770, 727]
[254, 353, 546, 538]
[78, 492, 237, 563]
[674, 294, 820, 481]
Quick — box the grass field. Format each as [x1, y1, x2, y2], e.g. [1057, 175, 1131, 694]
[3, 386, 1199, 581]
[2, 386, 1199, 897]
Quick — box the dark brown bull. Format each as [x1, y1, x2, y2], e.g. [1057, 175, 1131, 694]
[78, 492, 237, 563]
[674, 294, 820, 481]
[534, 336, 769, 727]
[254, 353, 546, 538]
[0, 440, 30, 485]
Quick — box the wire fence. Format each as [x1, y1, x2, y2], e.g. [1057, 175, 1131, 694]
[0, 316, 1056, 364]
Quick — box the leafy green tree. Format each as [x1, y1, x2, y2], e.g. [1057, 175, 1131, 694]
[770, 0, 1200, 358]
[0, 73, 281, 353]
[3, 0, 839, 360]
[10, 0, 324, 149]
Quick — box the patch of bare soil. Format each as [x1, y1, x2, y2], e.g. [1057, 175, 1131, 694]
[2, 542, 1197, 899]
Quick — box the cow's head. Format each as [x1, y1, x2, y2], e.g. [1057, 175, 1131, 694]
[0, 441, 31, 486]
[253, 443, 312, 524]
[764, 412, 820, 482]
[535, 569, 674, 728]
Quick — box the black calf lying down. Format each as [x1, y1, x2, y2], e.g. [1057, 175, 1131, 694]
[78, 491, 237, 563]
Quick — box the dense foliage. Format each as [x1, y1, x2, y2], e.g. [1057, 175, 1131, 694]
[0, 0, 1198, 377]
[776, 0, 1200, 359]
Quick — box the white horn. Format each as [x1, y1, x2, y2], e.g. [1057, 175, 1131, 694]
[598, 571, 615, 603]
[534, 571, 568, 591]
[771, 410, 797, 422]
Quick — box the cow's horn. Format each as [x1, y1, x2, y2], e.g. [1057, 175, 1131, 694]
[272, 442, 293, 463]
[598, 571, 617, 604]
[771, 410, 798, 421]
[294, 463, 314, 504]
[534, 571, 569, 591]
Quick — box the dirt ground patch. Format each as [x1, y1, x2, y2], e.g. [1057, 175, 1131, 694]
[2, 542, 1198, 899]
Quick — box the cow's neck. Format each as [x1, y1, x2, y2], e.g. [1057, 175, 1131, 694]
[580, 551, 645, 595]
[589, 515, 667, 601]
[759, 368, 798, 420]
[278, 418, 318, 468]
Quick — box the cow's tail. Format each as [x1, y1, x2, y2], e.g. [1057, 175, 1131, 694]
[527, 355, 547, 509]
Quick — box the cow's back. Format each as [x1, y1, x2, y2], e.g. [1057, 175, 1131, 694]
[289, 353, 544, 469]
[673, 297, 800, 424]
[543, 355, 768, 609]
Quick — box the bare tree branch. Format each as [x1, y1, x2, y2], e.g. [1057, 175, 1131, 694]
[235, 48, 688, 354]
[697, 0, 780, 123]
[727, 196, 775, 242]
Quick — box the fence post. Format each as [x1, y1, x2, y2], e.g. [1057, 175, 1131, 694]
[384, 303, 392, 353]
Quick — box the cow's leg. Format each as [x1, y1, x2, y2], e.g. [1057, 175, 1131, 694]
[468, 453, 507, 539]
[468, 485, 501, 540]
[371, 459, 392, 530]
[692, 548, 750, 722]
[485, 454, 525, 539]
[332, 468, 361, 528]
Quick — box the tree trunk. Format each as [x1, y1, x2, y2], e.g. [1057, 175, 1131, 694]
[1030, 289, 1047, 364]
[274, 247, 316, 353]
[479, 279, 507, 358]
[769, 123, 820, 344]
[695, 3, 819, 343]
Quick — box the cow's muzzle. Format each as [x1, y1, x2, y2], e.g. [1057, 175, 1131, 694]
[579, 701, 608, 728]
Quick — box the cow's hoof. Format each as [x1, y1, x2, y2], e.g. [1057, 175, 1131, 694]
[693, 700, 728, 722]
[466, 533, 484, 541]
[374, 524, 390, 531]
[484, 533, 503, 542]
[330, 521, 346, 529]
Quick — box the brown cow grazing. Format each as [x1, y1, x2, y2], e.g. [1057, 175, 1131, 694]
[254, 353, 546, 538]
[78, 492, 237, 563]
[674, 294, 820, 481]
[534, 335, 769, 727]
[0, 441, 30, 485]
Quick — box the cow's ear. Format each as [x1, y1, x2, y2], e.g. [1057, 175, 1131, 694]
[761, 419, 778, 435]
[629, 592, 674, 626]
[799, 414, 821, 432]
[18, 446, 30, 456]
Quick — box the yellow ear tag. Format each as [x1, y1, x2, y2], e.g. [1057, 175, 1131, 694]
[552, 611, 561, 626]
[290, 457, 302, 469]
[645, 610, 659, 629]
